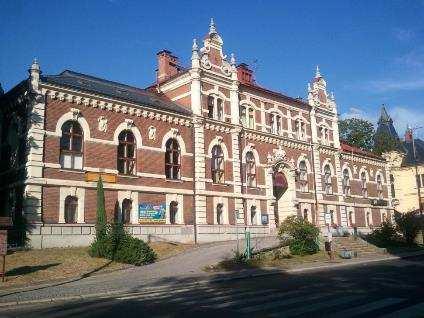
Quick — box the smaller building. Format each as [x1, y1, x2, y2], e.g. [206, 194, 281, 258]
[379, 108, 424, 213]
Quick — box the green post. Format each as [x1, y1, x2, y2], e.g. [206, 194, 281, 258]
[245, 231, 251, 260]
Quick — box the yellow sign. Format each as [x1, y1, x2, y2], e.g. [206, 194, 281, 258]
[85, 172, 117, 183]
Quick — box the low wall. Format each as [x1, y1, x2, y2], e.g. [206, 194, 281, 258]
[27, 223, 274, 248]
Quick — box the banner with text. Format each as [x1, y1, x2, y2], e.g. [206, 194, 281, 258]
[138, 203, 166, 224]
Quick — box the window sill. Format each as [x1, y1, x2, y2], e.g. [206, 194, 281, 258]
[166, 178, 183, 183]
[59, 169, 85, 174]
[118, 174, 139, 179]
[212, 182, 230, 186]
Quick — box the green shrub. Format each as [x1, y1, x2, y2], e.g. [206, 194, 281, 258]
[367, 221, 399, 247]
[278, 216, 320, 256]
[395, 211, 422, 245]
[89, 222, 156, 266]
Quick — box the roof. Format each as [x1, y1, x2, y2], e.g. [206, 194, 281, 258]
[375, 106, 400, 140]
[403, 139, 424, 166]
[341, 142, 383, 160]
[41, 70, 191, 115]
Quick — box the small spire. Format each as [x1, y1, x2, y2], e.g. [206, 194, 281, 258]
[307, 82, 311, 92]
[230, 53, 236, 66]
[192, 38, 198, 51]
[315, 65, 321, 78]
[330, 91, 335, 100]
[209, 17, 217, 35]
[31, 57, 40, 71]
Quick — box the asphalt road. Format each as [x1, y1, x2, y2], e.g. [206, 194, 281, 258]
[0, 255, 423, 318]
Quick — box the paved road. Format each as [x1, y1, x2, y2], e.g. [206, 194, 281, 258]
[0, 255, 423, 317]
[0, 236, 279, 304]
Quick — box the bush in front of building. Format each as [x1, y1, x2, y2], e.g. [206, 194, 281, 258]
[278, 216, 320, 256]
[366, 221, 399, 247]
[89, 178, 156, 266]
[394, 211, 423, 246]
[89, 222, 157, 266]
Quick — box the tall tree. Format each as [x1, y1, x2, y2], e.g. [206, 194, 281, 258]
[96, 177, 107, 240]
[339, 118, 375, 151]
[373, 130, 402, 155]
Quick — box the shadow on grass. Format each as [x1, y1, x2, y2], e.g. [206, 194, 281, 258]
[6, 263, 61, 276]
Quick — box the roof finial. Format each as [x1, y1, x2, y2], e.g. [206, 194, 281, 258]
[209, 17, 217, 35]
[192, 38, 198, 51]
[230, 53, 236, 66]
[330, 91, 335, 100]
[315, 65, 321, 78]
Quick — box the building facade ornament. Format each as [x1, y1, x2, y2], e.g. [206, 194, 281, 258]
[97, 116, 108, 132]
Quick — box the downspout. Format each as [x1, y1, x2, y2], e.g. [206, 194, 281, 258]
[192, 117, 198, 245]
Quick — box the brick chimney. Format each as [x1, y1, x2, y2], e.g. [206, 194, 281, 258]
[237, 63, 254, 85]
[405, 128, 413, 143]
[156, 50, 181, 84]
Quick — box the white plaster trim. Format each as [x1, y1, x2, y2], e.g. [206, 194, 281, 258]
[207, 136, 230, 160]
[113, 121, 143, 149]
[321, 159, 335, 175]
[59, 186, 85, 223]
[166, 193, 184, 224]
[171, 91, 191, 102]
[55, 112, 91, 140]
[296, 153, 312, 172]
[117, 190, 139, 224]
[161, 129, 188, 155]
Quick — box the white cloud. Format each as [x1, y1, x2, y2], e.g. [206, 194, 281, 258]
[366, 78, 424, 93]
[393, 28, 415, 42]
[341, 107, 376, 123]
[395, 48, 424, 69]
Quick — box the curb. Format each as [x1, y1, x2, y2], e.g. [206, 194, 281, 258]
[0, 250, 423, 309]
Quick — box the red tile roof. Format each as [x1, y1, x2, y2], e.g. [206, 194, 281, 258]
[340, 142, 382, 159]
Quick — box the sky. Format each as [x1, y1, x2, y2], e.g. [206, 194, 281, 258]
[1, 0, 424, 138]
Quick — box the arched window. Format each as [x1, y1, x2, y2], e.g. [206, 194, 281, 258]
[240, 105, 255, 129]
[64, 196, 78, 224]
[295, 119, 306, 140]
[250, 206, 257, 225]
[376, 174, 383, 199]
[169, 201, 178, 225]
[165, 139, 181, 180]
[303, 208, 308, 221]
[117, 130, 136, 175]
[60, 121, 83, 170]
[324, 164, 332, 195]
[361, 171, 368, 198]
[348, 211, 354, 226]
[330, 210, 335, 225]
[298, 160, 308, 192]
[121, 199, 132, 224]
[342, 168, 351, 196]
[216, 203, 223, 225]
[207, 95, 224, 121]
[390, 174, 396, 198]
[246, 151, 256, 187]
[211, 145, 224, 183]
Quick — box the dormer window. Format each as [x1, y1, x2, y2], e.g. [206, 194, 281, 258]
[320, 126, 330, 145]
[269, 113, 281, 135]
[207, 95, 224, 121]
[240, 105, 255, 129]
[295, 119, 306, 141]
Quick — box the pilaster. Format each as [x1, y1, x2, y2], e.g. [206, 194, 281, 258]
[193, 116, 207, 224]
[231, 126, 244, 223]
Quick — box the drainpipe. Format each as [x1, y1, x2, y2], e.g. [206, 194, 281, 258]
[310, 141, 320, 226]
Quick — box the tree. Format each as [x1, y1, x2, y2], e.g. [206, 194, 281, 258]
[373, 130, 402, 155]
[96, 177, 107, 240]
[339, 118, 375, 151]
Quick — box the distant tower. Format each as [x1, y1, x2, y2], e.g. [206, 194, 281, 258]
[375, 105, 400, 140]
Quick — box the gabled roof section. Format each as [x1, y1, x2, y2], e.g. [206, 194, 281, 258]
[41, 70, 192, 116]
[341, 142, 383, 160]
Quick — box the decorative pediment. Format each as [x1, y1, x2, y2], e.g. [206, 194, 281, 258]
[125, 118, 134, 129]
[170, 128, 180, 138]
[70, 108, 81, 120]
[97, 116, 108, 132]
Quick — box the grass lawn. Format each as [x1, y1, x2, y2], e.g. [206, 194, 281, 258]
[1, 242, 193, 288]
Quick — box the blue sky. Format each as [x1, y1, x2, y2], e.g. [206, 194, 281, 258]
[1, 0, 424, 137]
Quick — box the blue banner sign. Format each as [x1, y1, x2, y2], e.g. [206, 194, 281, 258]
[138, 203, 166, 224]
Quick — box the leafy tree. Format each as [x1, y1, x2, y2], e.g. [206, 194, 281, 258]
[373, 130, 402, 155]
[339, 118, 375, 151]
[394, 211, 422, 245]
[96, 177, 107, 240]
[278, 216, 320, 255]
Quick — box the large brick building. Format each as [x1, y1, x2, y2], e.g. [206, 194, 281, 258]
[0, 20, 393, 248]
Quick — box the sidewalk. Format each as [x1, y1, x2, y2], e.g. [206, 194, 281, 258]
[0, 239, 423, 308]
